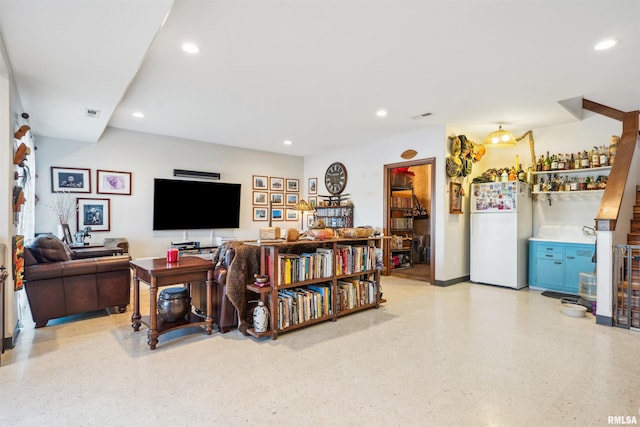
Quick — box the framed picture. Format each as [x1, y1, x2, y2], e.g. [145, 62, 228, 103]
[270, 192, 284, 205]
[285, 193, 299, 206]
[61, 224, 73, 244]
[307, 215, 314, 228]
[270, 177, 284, 191]
[51, 167, 91, 193]
[308, 196, 317, 209]
[77, 198, 110, 231]
[253, 207, 268, 221]
[285, 209, 299, 221]
[450, 181, 463, 214]
[97, 169, 132, 195]
[271, 208, 284, 221]
[253, 191, 268, 206]
[253, 175, 268, 190]
[308, 177, 317, 194]
[286, 178, 299, 192]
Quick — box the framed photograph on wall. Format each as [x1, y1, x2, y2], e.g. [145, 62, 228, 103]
[97, 169, 132, 195]
[253, 175, 268, 190]
[77, 198, 110, 231]
[286, 178, 299, 192]
[285, 209, 299, 221]
[270, 177, 284, 191]
[253, 207, 268, 221]
[285, 193, 299, 206]
[449, 181, 463, 214]
[271, 208, 284, 221]
[270, 192, 284, 205]
[51, 166, 91, 193]
[308, 177, 317, 194]
[253, 191, 268, 206]
[308, 196, 317, 209]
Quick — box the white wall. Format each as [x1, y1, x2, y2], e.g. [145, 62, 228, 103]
[34, 128, 304, 259]
[304, 126, 471, 283]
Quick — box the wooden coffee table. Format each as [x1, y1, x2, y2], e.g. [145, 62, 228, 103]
[130, 256, 214, 350]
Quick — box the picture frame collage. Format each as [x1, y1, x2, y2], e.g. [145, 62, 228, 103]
[252, 175, 301, 222]
[50, 167, 132, 237]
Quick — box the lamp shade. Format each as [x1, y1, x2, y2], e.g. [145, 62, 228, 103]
[483, 125, 516, 147]
[295, 199, 311, 212]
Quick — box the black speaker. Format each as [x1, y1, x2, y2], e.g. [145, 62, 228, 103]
[173, 169, 221, 180]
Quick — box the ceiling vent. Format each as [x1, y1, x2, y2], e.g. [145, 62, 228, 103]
[85, 108, 101, 119]
[411, 112, 432, 120]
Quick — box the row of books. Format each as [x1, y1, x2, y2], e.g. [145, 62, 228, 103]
[337, 278, 378, 312]
[271, 284, 332, 330]
[390, 217, 413, 229]
[276, 248, 334, 285]
[335, 244, 378, 276]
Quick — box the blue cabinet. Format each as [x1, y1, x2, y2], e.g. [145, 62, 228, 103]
[529, 241, 595, 294]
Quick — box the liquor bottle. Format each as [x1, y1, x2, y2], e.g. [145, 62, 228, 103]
[557, 153, 565, 170]
[543, 152, 551, 171]
[591, 148, 600, 168]
[537, 156, 544, 172]
[508, 168, 516, 181]
[517, 164, 525, 181]
[574, 153, 581, 169]
[581, 151, 590, 169]
[566, 153, 573, 170]
[599, 145, 608, 167]
[550, 154, 558, 170]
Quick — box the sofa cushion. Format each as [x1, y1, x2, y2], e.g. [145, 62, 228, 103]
[28, 234, 73, 263]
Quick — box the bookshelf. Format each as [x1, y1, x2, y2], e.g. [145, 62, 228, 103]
[389, 184, 414, 270]
[245, 237, 383, 340]
[314, 205, 354, 229]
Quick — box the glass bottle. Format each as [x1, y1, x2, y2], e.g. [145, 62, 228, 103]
[599, 145, 608, 167]
[551, 154, 558, 171]
[543, 152, 551, 171]
[591, 148, 599, 168]
[581, 151, 590, 169]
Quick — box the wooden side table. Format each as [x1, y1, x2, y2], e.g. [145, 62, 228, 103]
[130, 256, 214, 350]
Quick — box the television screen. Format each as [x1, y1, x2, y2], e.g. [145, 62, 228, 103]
[153, 178, 241, 230]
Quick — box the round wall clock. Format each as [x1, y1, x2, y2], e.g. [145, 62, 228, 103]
[324, 162, 348, 195]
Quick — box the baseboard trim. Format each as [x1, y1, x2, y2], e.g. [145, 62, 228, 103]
[434, 275, 470, 287]
[595, 314, 613, 327]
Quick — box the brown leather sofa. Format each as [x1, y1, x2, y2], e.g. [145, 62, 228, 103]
[22, 235, 131, 328]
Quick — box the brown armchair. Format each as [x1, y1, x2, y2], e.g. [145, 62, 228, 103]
[22, 235, 131, 328]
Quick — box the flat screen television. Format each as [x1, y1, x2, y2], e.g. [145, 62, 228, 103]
[153, 178, 241, 230]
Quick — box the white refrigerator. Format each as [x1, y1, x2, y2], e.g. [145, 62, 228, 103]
[470, 181, 532, 289]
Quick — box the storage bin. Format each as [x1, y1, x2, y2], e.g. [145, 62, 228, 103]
[578, 272, 597, 301]
[391, 168, 414, 187]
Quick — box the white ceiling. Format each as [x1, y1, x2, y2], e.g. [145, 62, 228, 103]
[0, 0, 638, 157]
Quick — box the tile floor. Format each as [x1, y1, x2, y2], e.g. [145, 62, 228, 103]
[1, 276, 639, 427]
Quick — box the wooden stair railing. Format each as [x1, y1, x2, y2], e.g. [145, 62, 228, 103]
[583, 99, 640, 231]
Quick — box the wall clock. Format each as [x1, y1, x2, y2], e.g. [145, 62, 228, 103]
[324, 162, 348, 195]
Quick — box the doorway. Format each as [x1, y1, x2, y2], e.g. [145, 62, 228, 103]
[383, 158, 436, 283]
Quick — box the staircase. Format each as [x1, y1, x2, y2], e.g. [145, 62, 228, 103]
[615, 186, 640, 329]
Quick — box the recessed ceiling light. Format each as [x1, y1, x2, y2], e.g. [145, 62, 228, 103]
[376, 110, 388, 117]
[594, 39, 617, 51]
[283, 140, 292, 145]
[182, 42, 200, 54]
[132, 112, 144, 118]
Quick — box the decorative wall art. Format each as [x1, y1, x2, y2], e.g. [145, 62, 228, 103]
[285, 209, 299, 221]
[271, 208, 284, 221]
[308, 196, 317, 209]
[450, 182, 463, 214]
[252, 175, 268, 190]
[51, 167, 91, 193]
[308, 177, 317, 194]
[253, 207, 268, 221]
[286, 193, 299, 206]
[286, 178, 299, 192]
[97, 169, 132, 195]
[270, 192, 284, 206]
[253, 191, 268, 205]
[77, 198, 110, 231]
[270, 177, 284, 191]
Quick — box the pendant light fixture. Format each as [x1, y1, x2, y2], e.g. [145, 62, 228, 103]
[483, 125, 516, 146]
